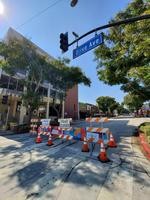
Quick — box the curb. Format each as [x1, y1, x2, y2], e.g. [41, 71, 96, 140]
[139, 133, 150, 160]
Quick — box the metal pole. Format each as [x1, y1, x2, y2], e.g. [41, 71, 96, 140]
[69, 14, 150, 46]
[5, 105, 10, 130]
[61, 100, 65, 118]
[46, 83, 51, 118]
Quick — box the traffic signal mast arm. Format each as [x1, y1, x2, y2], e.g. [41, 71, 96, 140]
[68, 14, 150, 47]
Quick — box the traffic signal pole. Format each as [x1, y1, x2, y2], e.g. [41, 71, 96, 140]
[68, 14, 150, 47]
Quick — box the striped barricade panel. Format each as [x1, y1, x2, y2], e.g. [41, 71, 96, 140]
[31, 118, 40, 123]
[62, 127, 73, 131]
[30, 124, 38, 134]
[85, 117, 109, 123]
[58, 134, 73, 140]
[86, 127, 103, 133]
[86, 127, 109, 133]
[39, 125, 51, 136]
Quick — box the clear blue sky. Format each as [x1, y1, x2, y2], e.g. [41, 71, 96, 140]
[0, 0, 132, 105]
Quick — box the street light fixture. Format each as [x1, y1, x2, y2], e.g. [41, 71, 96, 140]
[72, 31, 79, 47]
[70, 0, 78, 7]
[72, 31, 79, 38]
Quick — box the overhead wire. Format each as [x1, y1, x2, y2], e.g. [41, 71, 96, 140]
[16, 0, 65, 30]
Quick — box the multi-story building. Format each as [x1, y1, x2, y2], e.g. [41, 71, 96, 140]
[0, 28, 79, 128]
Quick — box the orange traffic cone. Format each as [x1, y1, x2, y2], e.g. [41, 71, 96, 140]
[81, 128, 86, 141]
[35, 127, 42, 143]
[47, 133, 53, 146]
[82, 137, 89, 152]
[108, 132, 117, 148]
[97, 141, 110, 162]
[35, 133, 42, 143]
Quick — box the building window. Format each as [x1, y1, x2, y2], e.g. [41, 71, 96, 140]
[0, 75, 9, 89]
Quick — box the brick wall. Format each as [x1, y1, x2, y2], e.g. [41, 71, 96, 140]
[64, 85, 79, 119]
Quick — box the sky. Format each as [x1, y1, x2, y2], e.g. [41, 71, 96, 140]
[0, 0, 132, 105]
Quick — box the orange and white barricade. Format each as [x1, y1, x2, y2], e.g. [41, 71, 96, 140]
[86, 117, 109, 130]
[58, 134, 73, 141]
[30, 118, 39, 134]
[86, 127, 110, 145]
[85, 117, 109, 123]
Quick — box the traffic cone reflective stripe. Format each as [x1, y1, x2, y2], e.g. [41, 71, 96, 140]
[82, 137, 89, 152]
[108, 132, 117, 148]
[47, 133, 53, 146]
[97, 141, 110, 162]
[35, 127, 42, 143]
[35, 133, 42, 143]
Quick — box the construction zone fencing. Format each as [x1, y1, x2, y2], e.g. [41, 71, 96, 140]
[32, 117, 117, 162]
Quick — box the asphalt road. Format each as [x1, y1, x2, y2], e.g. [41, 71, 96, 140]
[0, 118, 150, 200]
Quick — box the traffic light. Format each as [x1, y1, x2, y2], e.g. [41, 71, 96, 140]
[70, 0, 78, 7]
[2, 95, 8, 104]
[60, 32, 68, 52]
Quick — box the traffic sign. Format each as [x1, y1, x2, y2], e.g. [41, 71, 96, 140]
[86, 132, 99, 143]
[41, 119, 51, 126]
[58, 118, 72, 129]
[73, 33, 103, 59]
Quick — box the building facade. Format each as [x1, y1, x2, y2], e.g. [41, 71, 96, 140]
[0, 28, 79, 128]
[79, 102, 99, 119]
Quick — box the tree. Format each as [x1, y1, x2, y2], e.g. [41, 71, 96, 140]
[94, 0, 150, 101]
[0, 39, 54, 118]
[0, 39, 91, 119]
[123, 93, 144, 112]
[48, 58, 91, 117]
[96, 96, 119, 116]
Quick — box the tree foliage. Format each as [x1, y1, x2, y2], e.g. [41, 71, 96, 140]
[96, 96, 120, 115]
[46, 58, 91, 117]
[0, 39, 51, 112]
[123, 93, 144, 111]
[0, 38, 91, 118]
[94, 0, 150, 101]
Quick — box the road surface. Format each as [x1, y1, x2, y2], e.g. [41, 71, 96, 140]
[0, 117, 150, 200]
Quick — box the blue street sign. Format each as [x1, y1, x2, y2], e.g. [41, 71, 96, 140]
[73, 33, 103, 59]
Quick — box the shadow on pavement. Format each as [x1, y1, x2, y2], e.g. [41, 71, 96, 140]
[1, 119, 150, 199]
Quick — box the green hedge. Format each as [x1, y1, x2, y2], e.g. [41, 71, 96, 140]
[139, 122, 150, 143]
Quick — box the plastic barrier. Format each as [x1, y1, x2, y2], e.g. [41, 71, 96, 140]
[85, 117, 109, 123]
[86, 127, 109, 145]
[30, 118, 40, 134]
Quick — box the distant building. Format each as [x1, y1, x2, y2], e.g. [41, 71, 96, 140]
[0, 28, 79, 128]
[79, 102, 99, 119]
